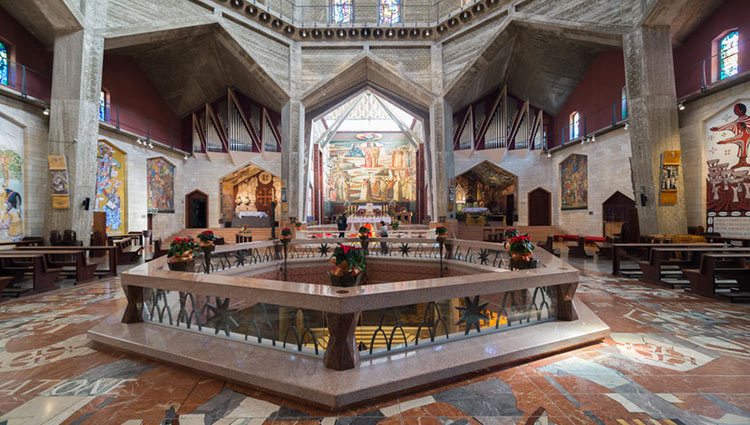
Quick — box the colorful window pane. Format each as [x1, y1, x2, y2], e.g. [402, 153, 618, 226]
[621, 86, 628, 119]
[331, 0, 353, 23]
[0, 42, 8, 86]
[569, 112, 580, 140]
[379, 0, 401, 24]
[99, 90, 107, 121]
[719, 31, 739, 80]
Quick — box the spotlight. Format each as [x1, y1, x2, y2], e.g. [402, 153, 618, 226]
[397, 28, 408, 38]
[43, 108, 50, 116]
[72, 138, 79, 144]
[423, 28, 432, 37]
[361, 28, 371, 37]
[591, 135, 596, 142]
[349, 28, 359, 37]
[437, 24, 447, 33]
[184, 155, 188, 160]
[136, 139, 142, 145]
[312, 29, 322, 38]
[148, 142, 154, 148]
[299, 29, 309, 38]
[271, 19, 283, 29]
[547, 152, 551, 158]
[386, 28, 395, 38]
[245, 5, 257, 15]
[284, 26, 295, 35]
[229, 0, 243, 8]
[258, 12, 270, 22]
[337, 29, 346, 38]
[624, 122, 629, 130]
[678, 102, 685, 111]
[324, 29, 334, 38]
[410, 28, 420, 37]
[373, 28, 383, 38]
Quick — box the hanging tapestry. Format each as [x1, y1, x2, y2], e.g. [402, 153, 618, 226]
[706, 101, 750, 237]
[94, 141, 127, 234]
[560, 154, 588, 210]
[147, 157, 175, 213]
[0, 115, 24, 242]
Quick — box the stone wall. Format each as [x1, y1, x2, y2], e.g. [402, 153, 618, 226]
[678, 80, 750, 228]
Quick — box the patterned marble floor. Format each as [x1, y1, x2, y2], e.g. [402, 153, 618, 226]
[1, 266, 749, 425]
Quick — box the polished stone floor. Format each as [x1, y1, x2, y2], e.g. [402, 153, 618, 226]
[0, 258, 749, 424]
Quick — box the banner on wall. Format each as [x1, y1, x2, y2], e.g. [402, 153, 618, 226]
[94, 141, 127, 234]
[560, 154, 588, 210]
[48, 155, 69, 209]
[0, 120, 24, 242]
[705, 101, 750, 238]
[659, 151, 680, 205]
[147, 157, 175, 213]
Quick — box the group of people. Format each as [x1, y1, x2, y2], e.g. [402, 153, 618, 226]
[337, 214, 390, 254]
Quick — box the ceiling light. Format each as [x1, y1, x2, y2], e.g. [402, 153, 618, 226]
[43, 108, 50, 116]
[678, 102, 685, 111]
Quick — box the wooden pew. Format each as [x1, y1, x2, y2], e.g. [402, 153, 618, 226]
[0, 276, 12, 301]
[146, 239, 169, 262]
[703, 235, 750, 247]
[15, 246, 118, 278]
[112, 236, 143, 264]
[8, 249, 97, 284]
[683, 253, 750, 302]
[0, 237, 44, 248]
[612, 243, 726, 275]
[639, 246, 750, 286]
[0, 253, 63, 294]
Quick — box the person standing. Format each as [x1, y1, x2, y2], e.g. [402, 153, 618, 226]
[379, 220, 389, 255]
[337, 213, 348, 238]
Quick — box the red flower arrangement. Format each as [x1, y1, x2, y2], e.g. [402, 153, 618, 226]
[508, 235, 534, 261]
[167, 237, 198, 263]
[329, 244, 366, 277]
[280, 227, 292, 241]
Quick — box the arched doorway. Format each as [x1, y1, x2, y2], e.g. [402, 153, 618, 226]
[185, 190, 208, 228]
[528, 188, 551, 226]
[602, 191, 638, 242]
[455, 161, 517, 225]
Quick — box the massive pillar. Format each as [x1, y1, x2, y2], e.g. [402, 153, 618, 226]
[44, 4, 106, 239]
[429, 44, 454, 221]
[623, 25, 686, 235]
[281, 42, 305, 221]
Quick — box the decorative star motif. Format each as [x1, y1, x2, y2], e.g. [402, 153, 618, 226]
[455, 296, 490, 335]
[234, 250, 248, 266]
[399, 243, 411, 256]
[206, 297, 238, 336]
[318, 243, 331, 256]
[478, 248, 490, 265]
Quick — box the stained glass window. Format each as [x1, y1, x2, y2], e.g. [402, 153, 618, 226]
[379, 0, 401, 24]
[569, 112, 580, 140]
[331, 0, 353, 24]
[621, 86, 627, 120]
[0, 42, 8, 86]
[719, 31, 739, 80]
[99, 90, 107, 121]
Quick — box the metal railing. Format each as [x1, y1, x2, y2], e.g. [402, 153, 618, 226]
[100, 101, 182, 149]
[0, 60, 51, 102]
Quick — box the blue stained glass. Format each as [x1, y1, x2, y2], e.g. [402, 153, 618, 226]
[719, 31, 739, 80]
[379, 0, 401, 24]
[331, 0, 353, 23]
[570, 112, 580, 140]
[0, 42, 8, 86]
[99, 90, 107, 121]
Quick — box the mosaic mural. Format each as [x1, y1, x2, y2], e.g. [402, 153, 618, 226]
[325, 133, 415, 204]
[0, 116, 24, 242]
[706, 100, 750, 237]
[560, 154, 588, 210]
[94, 141, 126, 234]
[147, 157, 175, 213]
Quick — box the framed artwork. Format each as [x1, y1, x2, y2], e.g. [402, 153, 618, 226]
[147, 157, 175, 213]
[560, 154, 588, 210]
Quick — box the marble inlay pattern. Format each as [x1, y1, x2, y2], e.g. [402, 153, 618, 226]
[1, 268, 749, 424]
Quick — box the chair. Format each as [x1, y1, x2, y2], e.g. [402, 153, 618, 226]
[50, 231, 62, 246]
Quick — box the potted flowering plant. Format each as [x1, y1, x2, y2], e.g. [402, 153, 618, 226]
[280, 227, 292, 241]
[358, 225, 370, 253]
[295, 221, 303, 229]
[329, 244, 366, 287]
[167, 237, 198, 271]
[197, 230, 217, 251]
[503, 228, 520, 240]
[392, 221, 400, 231]
[435, 226, 448, 243]
[239, 225, 251, 234]
[507, 235, 538, 270]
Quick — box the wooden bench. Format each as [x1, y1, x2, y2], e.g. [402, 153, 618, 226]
[0, 253, 63, 294]
[146, 239, 170, 262]
[638, 246, 750, 286]
[0, 237, 44, 248]
[612, 243, 726, 276]
[236, 234, 253, 243]
[0, 276, 12, 301]
[8, 249, 97, 284]
[15, 246, 118, 278]
[112, 236, 143, 264]
[683, 253, 750, 302]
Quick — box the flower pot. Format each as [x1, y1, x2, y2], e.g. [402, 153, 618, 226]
[359, 239, 369, 253]
[436, 234, 447, 243]
[200, 245, 215, 254]
[328, 271, 363, 287]
[509, 257, 538, 270]
[168, 260, 195, 272]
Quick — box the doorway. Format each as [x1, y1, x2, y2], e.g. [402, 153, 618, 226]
[602, 191, 638, 241]
[186, 190, 208, 228]
[527, 188, 551, 226]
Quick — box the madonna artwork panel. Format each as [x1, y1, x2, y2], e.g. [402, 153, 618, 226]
[0, 115, 24, 242]
[560, 154, 588, 210]
[705, 100, 750, 238]
[147, 157, 175, 213]
[94, 141, 127, 234]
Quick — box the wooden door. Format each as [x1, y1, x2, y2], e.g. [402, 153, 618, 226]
[255, 186, 275, 214]
[185, 190, 208, 228]
[602, 191, 637, 241]
[527, 188, 551, 226]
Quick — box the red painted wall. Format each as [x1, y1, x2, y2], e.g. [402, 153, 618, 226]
[553, 50, 626, 148]
[101, 54, 181, 147]
[0, 8, 52, 101]
[673, 0, 750, 98]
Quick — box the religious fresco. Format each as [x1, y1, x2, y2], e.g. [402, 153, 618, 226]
[560, 154, 588, 210]
[147, 157, 175, 213]
[706, 101, 750, 238]
[94, 141, 126, 234]
[325, 133, 415, 204]
[0, 118, 23, 242]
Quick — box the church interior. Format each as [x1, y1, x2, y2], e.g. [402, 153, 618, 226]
[0, 0, 749, 423]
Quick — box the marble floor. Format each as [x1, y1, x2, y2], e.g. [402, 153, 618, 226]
[0, 258, 749, 425]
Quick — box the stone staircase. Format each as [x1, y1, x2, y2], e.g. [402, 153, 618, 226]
[456, 223, 564, 243]
[167, 227, 273, 243]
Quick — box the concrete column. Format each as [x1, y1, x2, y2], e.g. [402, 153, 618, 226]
[429, 44, 454, 221]
[623, 25, 686, 235]
[281, 100, 305, 220]
[44, 26, 105, 240]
